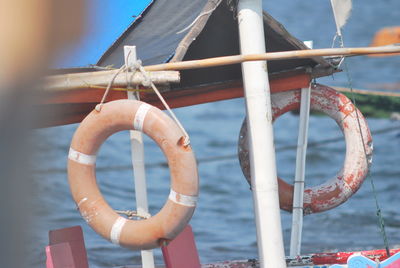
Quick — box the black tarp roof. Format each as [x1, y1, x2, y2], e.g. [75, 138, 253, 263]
[97, 0, 333, 90]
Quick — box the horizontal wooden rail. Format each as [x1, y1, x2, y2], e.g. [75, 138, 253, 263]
[35, 73, 311, 128]
[42, 70, 180, 91]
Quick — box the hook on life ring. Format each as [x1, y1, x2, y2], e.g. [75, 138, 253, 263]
[68, 99, 199, 250]
[238, 84, 372, 214]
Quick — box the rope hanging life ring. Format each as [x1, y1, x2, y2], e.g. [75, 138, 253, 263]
[238, 84, 373, 214]
[68, 99, 199, 250]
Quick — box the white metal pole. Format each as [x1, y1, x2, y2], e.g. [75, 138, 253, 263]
[289, 41, 313, 258]
[237, 1, 286, 267]
[124, 46, 155, 268]
[289, 85, 311, 257]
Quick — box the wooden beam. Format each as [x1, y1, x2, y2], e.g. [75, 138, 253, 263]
[39, 87, 127, 105]
[42, 70, 180, 92]
[333, 86, 400, 97]
[35, 72, 311, 128]
[142, 73, 310, 109]
[41, 72, 310, 106]
[144, 45, 400, 72]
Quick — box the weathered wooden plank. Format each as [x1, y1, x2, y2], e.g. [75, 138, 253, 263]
[34, 72, 311, 128]
[42, 70, 180, 92]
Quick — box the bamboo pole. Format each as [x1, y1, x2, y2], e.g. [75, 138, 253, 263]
[144, 44, 400, 72]
[42, 70, 180, 91]
[42, 45, 399, 93]
[333, 86, 400, 97]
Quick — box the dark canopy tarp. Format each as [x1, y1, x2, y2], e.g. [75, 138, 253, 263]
[97, 0, 332, 90]
[37, 0, 335, 128]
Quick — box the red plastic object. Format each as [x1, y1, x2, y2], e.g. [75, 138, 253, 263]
[48, 226, 89, 268]
[312, 248, 400, 265]
[162, 225, 201, 268]
[46, 243, 75, 268]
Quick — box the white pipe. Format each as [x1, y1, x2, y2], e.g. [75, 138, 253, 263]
[289, 42, 313, 257]
[289, 85, 311, 257]
[124, 46, 155, 268]
[237, 1, 286, 267]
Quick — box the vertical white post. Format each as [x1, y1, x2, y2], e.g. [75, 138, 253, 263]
[289, 41, 312, 257]
[124, 46, 155, 268]
[237, 1, 286, 267]
[289, 85, 311, 257]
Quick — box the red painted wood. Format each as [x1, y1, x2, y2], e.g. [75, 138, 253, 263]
[36, 73, 311, 128]
[46, 243, 75, 268]
[162, 225, 201, 268]
[41, 73, 310, 105]
[49, 226, 89, 268]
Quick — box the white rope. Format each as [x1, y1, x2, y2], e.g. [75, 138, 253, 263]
[95, 58, 190, 146]
[176, 0, 223, 34]
[124, 49, 141, 100]
[115, 209, 150, 219]
[95, 64, 127, 112]
[328, 3, 391, 253]
[136, 62, 191, 146]
[330, 0, 351, 67]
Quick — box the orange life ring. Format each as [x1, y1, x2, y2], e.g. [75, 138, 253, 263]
[238, 84, 372, 214]
[369, 26, 400, 57]
[68, 99, 199, 250]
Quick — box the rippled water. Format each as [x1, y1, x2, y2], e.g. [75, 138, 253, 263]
[30, 0, 400, 267]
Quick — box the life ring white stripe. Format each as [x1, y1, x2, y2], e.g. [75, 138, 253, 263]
[169, 189, 198, 207]
[110, 217, 127, 245]
[133, 103, 151, 131]
[76, 197, 88, 208]
[68, 148, 96, 165]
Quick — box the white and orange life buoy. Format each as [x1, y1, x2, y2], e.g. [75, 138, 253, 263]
[68, 99, 199, 250]
[238, 84, 373, 214]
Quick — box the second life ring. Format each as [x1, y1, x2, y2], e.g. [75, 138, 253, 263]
[68, 99, 199, 250]
[238, 84, 373, 214]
